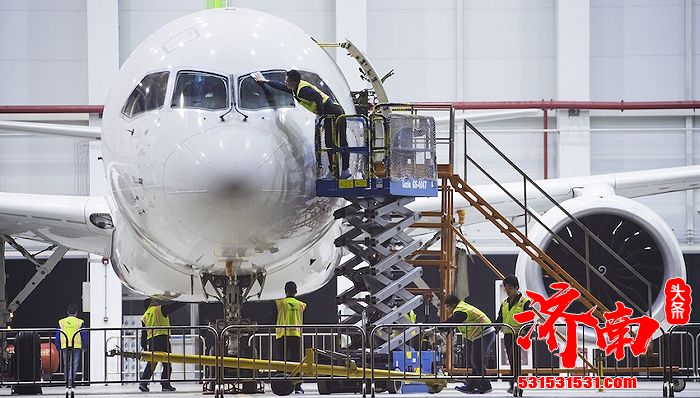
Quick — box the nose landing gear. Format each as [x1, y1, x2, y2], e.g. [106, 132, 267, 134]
[201, 262, 266, 395]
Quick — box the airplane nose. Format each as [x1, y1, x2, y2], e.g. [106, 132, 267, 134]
[163, 125, 288, 243]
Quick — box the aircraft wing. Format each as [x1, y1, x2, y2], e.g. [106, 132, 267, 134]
[411, 165, 700, 224]
[0, 192, 113, 256]
[0, 120, 101, 139]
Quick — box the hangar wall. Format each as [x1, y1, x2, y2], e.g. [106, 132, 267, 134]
[0, 1, 699, 246]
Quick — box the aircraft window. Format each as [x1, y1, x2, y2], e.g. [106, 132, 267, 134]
[121, 71, 169, 118]
[238, 70, 295, 110]
[171, 71, 228, 110]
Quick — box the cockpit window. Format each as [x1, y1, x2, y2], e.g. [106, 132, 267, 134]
[121, 71, 169, 118]
[171, 71, 228, 110]
[238, 70, 295, 110]
[239, 70, 340, 111]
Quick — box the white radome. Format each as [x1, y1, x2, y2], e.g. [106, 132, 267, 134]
[101, 8, 355, 301]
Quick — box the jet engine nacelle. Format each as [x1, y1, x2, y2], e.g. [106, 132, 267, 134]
[515, 184, 686, 342]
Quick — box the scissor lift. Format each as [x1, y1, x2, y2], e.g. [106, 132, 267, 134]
[316, 112, 438, 354]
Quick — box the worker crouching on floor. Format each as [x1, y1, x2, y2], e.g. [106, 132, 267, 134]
[444, 295, 495, 394]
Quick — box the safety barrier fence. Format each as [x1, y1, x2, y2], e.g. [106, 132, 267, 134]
[102, 332, 209, 382]
[0, 323, 689, 396]
[71, 326, 218, 393]
[663, 323, 700, 396]
[219, 324, 367, 396]
[0, 328, 68, 392]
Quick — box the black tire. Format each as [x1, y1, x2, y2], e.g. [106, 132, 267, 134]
[317, 380, 332, 395]
[375, 380, 402, 394]
[239, 381, 258, 394]
[271, 380, 294, 396]
[12, 331, 42, 395]
[672, 379, 686, 392]
[374, 380, 387, 393]
[16, 331, 41, 381]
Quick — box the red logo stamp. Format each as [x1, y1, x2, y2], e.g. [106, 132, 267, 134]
[664, 278, 692, 325]
[514, 282, 660, 368]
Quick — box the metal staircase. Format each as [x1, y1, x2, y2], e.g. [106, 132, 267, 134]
[447, 173, 612, 317]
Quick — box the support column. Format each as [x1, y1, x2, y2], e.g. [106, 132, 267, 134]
[455, 0, 464, 101]
[555, 1, 590, 178]
[0, 239, 8, 329]
[685, 1, 695, 244]
[335, 0, 368, 91]
[86, 0, 120, 382]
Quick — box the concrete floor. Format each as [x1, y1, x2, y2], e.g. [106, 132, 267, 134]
[0, 381, 696, 397]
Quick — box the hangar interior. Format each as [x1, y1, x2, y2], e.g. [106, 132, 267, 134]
[0, 0, 699, 397]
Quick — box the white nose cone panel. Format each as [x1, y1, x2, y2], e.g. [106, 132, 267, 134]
[164, 125, 286, 244]
[100, 7, 354, 299]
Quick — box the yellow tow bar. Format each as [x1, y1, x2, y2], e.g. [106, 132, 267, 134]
[114, 348, 446, 394]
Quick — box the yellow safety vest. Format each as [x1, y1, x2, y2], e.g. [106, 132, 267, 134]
[390, 309, 418, 338]
[501, 294, 531, 334]
[453, 301, 492, 342]
[141, 305, 170, 340]
[275, 297, 306, 339]
[295, 80, 330, 114]
[58, 316, 83, 349]
[405, 310, 417, 323]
